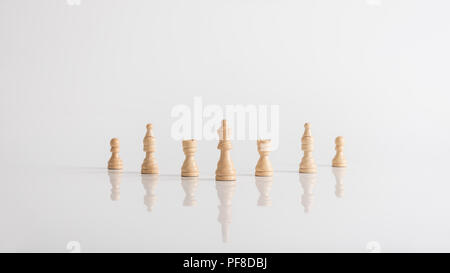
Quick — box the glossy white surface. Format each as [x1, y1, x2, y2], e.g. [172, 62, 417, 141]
[2, 159, 450, 253]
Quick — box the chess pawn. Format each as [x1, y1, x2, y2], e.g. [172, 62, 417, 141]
[181, 139, 199, 177]
[216, 180, 236, 243]
[299, 123, 317, 173]
[299, 173, 317, 213]
[255, 139, 273, 177]
[142, 174, 159, 212]
[181, 176, 199, 206]
[255, 176, 273, 206]
[215, 120, 236, 181]
[332, 136, 347, 167]
[108, 138, 123, 170]
[108, 170, 122, 201]
[332, 167, 347, 198]
[141, 124, 159, 174]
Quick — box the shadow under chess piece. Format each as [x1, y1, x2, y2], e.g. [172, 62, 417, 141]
[181, 139, 199, 177]
[181, 176, 199, 206]
[332, 136, 347, 167]
[216, 180, 236, 243]
[255, 176, 273, 206]
[141, 174, 159, 212]
[141, 124, 159, 174]
[332, 167, 347, 198]
[255, 140, 273, 177]
[215, 120, 236, 181]
[299, 123, 317, 173]
[299, 173, 317, 213]
[108, 170, 122, 201]
[108, 138, 123, 170]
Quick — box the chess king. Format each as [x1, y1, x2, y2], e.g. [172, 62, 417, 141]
[215, 120, 236, 181]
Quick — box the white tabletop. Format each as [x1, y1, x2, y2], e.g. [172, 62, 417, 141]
[2, 160, 448, 253]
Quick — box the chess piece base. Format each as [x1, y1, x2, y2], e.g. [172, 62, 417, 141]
[141, 161, 159, 174]
[299, 167, 317, 173]
[108, 162, 123, 170]
[141, 169, 159, 174]
[255, 170, 273, 177]
[181, 171, 199, 177]
[332, 162, 347, 167]
[215, 175, 236, 181]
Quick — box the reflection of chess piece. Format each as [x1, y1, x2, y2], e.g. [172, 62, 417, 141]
[181, 140, 199, 177]
[332, 167, 347, 198]
[255, 176, 273, 206]
[141, 174, 159, 212]
[108, 170, 122, 201]
[181, 177, 199, 206]
[216, 180, 236, 243]
[255, 140, 273, 176]
[299, 173, 317, 213]
[108, 138, 123, 170]
[299, 123, 317, 173]
[215, 120, 236, 181]
[141, 124, 159, 174]
[332, 136, 347, 167]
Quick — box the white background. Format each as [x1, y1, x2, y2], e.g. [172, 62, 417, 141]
[1, 0, 450, 252]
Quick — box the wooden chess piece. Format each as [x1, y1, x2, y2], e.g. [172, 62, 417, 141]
[299, 123, 317, 173]
[332, 167, 346, 198]
[181, 139, 199, 177]
[108, 138, 123, 170]
[181, 176, 199, 206]
[215, 120, 236, 181]
[299, 173, 317, 213]
[255, 139, 273, 176]
[142, 174, 159, 212]
[141, 124, 159, 174]
[255, 176, 273, 206]
[108, 170, 122, 201]
[332, 136, 347, 167]
[216, 180, 236, 243]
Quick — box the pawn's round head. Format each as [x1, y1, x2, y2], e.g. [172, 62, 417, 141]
[146, 123, 153, 130]
[335, 136, 344, 144]
[304, 123, 311, 129]
[110, 138, 120, 146]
